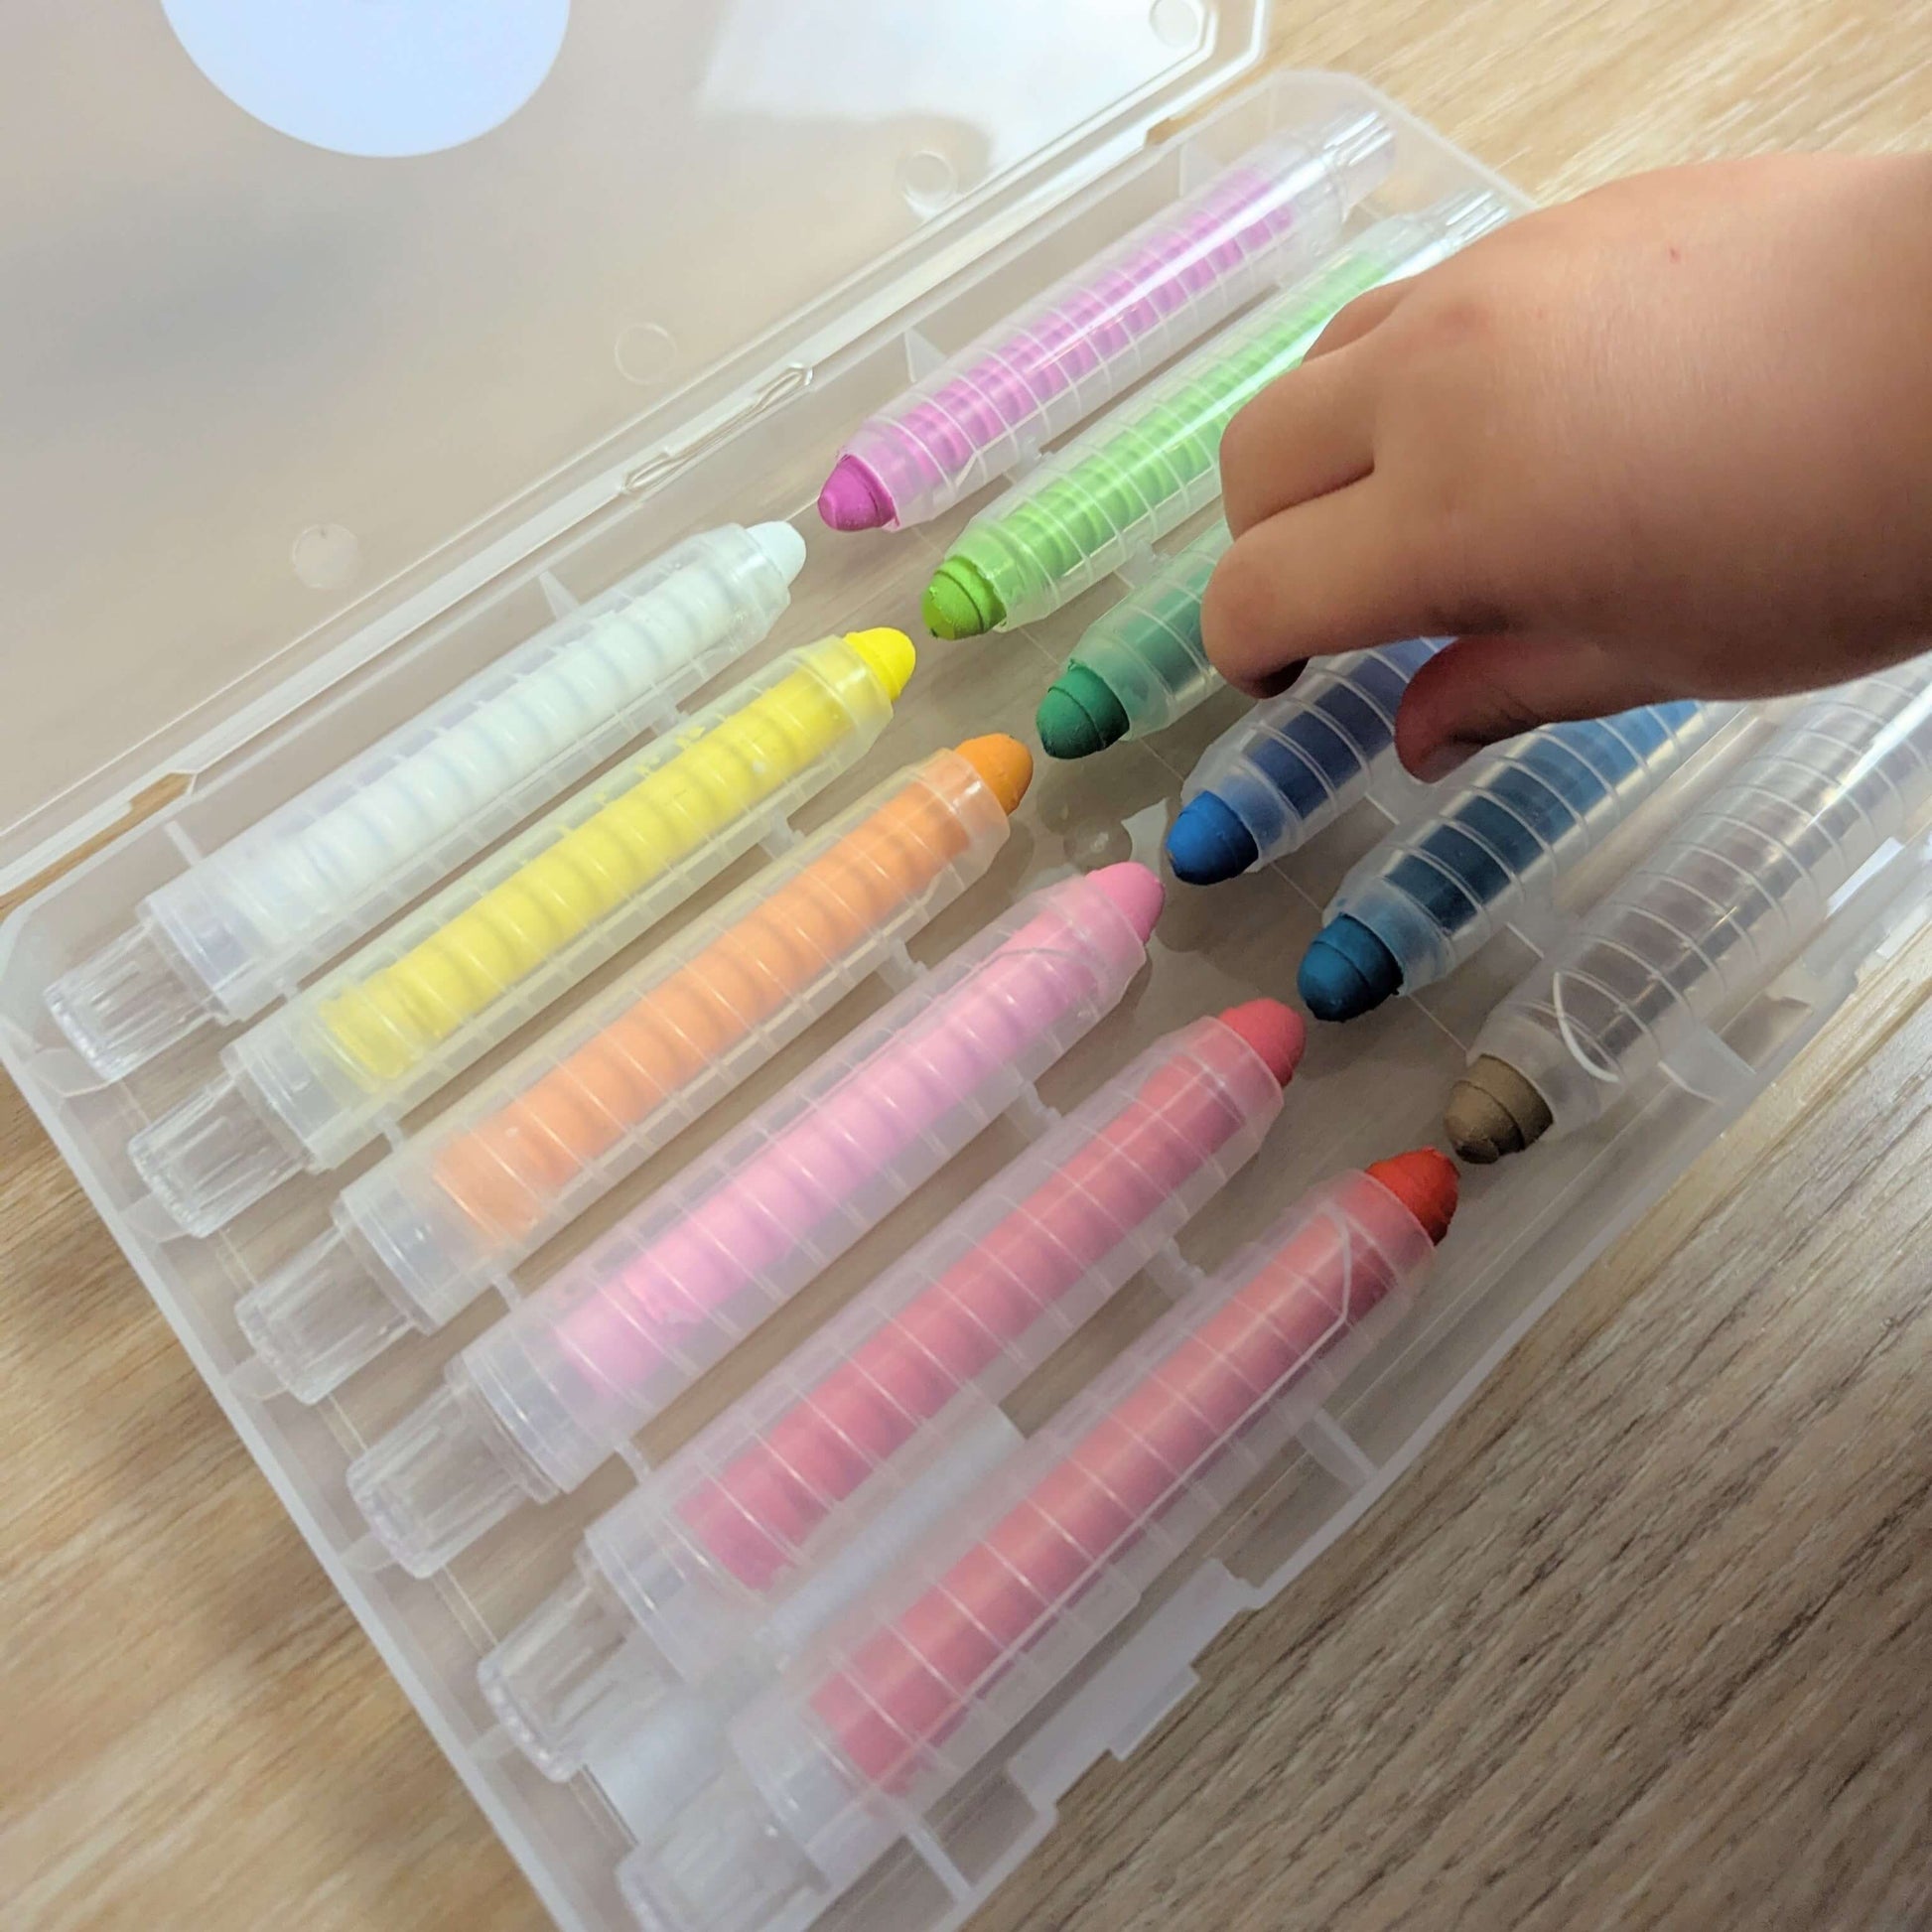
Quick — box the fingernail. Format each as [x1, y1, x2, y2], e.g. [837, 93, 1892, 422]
[1415, 738, 1485, 783]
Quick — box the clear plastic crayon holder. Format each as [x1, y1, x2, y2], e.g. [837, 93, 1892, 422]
[4, 28, 1932, 1932]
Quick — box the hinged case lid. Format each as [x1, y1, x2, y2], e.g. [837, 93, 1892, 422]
[0, 1, 1265, 884]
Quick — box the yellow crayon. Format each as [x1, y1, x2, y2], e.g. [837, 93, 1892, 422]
[322, 628, 915, 1082]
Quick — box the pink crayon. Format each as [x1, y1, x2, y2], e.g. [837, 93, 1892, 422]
[479, 1002, 1302, 1778]
[818, 112, 1393, 532]
[620, 1154, 1458, 1932]
[347, 867, 1163, 1578]
[566, 862, 1166, 1389]
[680, 1003, 1302, 1590]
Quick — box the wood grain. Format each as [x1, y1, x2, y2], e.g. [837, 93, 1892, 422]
[4, 5, 1930, 1928]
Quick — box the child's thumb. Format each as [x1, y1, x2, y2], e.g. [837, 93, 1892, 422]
[1394, 633, 1671, 780]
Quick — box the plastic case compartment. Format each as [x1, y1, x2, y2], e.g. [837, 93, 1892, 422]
[5, 54, 1932, 1932]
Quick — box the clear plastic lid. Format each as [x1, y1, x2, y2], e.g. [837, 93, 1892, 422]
[0, 3, 1266, 884]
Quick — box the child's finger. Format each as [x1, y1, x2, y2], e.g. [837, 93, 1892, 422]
[1305, 281, 1408, 358]
[1218, 349, 1377, 535]
[1201, 483, 1440, 694]
[1393, 633, 1673, 779]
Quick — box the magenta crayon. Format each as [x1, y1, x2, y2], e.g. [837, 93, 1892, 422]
[346, 866, 1165, 1578]
[817, 112, 1393, 532]
[478, 1003, 1304, 1778]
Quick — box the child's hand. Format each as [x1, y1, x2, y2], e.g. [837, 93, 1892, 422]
[1202, 153, 1932, 777]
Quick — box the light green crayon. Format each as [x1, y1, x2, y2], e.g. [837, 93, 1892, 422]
[924, 192, 1511, 641]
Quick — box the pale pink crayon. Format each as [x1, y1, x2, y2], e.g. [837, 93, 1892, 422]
[345, 867, 1163, 1579]
[569, 862, 1168, 1389]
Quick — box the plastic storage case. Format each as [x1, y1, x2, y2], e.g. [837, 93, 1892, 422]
[6, 21, 1932, 1932]
[475, 1010, 1288, 1783]
[344, 869, 1155, 1580]
[232, 746, 1020, 1406]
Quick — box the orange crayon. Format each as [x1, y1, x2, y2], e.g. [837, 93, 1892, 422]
[433, 737, 1032, 1242]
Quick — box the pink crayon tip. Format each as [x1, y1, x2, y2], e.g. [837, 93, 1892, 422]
[818, 456, 896, 532]
[1216, 999, 1306, 1088]
[1087, 862, 1166, 943]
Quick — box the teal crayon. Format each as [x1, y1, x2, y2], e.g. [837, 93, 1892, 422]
[1298, 702, 1727, 1023]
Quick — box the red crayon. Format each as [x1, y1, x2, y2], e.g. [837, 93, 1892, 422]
[807, 1150, 1456, 1788]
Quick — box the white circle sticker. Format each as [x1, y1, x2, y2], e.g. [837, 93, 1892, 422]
[160, 1, 571, 158]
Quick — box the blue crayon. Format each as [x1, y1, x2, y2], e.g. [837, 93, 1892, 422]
[1299, 701, 1726, 1022]
[1167, 639, 1445, 884]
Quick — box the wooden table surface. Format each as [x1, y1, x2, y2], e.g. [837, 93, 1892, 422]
[6, 5, 1931, 1928]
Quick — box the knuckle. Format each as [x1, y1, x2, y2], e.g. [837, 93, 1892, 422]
[1381, 274, 1511, 406]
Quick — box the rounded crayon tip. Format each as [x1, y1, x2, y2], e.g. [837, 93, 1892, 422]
[954, 734, 1034, 816]
[1035, 664, 1129, 760]
[1445, 1055, 1555, 1165]
[749, 519, 808, 582]
[817, 457, 895, 532]
[846, 626, 916, 700]
[1298, 915, 1402, 1023]
[922, 559, 1003, 639]
[1217, 998, 1306, 1087]
[1364, 1149, 1459, 1244]
[1087, 861, 1166, 943]
[1167, 793, 1259, 886]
